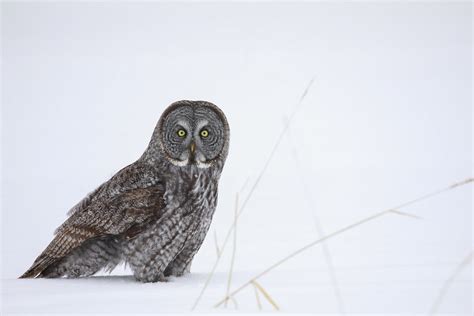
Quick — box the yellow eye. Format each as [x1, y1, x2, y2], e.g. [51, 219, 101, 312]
[200, 129, 209, 138]
[177, 129, 186, 137]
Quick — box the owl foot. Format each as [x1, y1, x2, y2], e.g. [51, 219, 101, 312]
[163, 263, 191, 277]
[134, 272, 168, 283]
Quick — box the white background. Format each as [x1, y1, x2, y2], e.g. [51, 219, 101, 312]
[1, 1, 472, 314]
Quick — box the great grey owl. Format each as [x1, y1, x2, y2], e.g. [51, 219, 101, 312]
[20, 100, 230, 282]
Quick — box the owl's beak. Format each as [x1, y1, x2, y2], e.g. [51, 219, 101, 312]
[190, 142, 196, 154]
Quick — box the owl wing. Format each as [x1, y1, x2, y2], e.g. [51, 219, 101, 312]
[20, 182, 165, 279]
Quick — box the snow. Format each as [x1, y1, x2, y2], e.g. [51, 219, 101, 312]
[1, 2, 472, 315]
[2, 259, 472, 314]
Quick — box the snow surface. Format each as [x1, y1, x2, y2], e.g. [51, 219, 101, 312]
[2, 2, 472, 315]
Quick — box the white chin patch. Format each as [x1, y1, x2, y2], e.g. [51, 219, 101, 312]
[196, 160, 212, 169]
[168, 157, 211, 169]
[168, 158, 189, 167]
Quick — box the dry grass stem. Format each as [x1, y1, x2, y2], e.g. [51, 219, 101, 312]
[215, 210, 390, 308]
[390, 178, 472, 210]
[191, 77, 316, 310]
[239, 177, 251, 195]
[230, 297, 239, 309]
[252, 281, 263, 310]
[224, 194, 239, 308]
[213, 230, 220, 257]
[428, 250, 473, 315]
[286, 121, 345, 314]
[234, 77, 316, 220]
[449, 178, 473, 188]
[388, 209, 422, 219]
[214, 178, 473, 308]
[252, 280, 280, 311]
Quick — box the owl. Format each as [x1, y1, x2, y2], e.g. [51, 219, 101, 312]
[20, 100, 230, 282]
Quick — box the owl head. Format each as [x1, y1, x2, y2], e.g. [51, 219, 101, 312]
[146, 100, 230, 169]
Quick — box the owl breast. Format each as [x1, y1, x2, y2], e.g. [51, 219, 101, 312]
[185, 171, 218, 247]
[122, 166, 219, 281]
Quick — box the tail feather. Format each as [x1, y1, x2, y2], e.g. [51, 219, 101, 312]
[19, 230, 79, 279]
[19, 255, 57, 279]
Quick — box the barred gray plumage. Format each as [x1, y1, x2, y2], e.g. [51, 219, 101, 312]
[20, 100, 230, 282]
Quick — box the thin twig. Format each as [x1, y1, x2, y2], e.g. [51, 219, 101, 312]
[214, 178, 473, 307]
[428, 250, 473, 315]
[285, 119, 345, 314]
[191, 77, 316, 310]
[224, 194, 239, 308]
